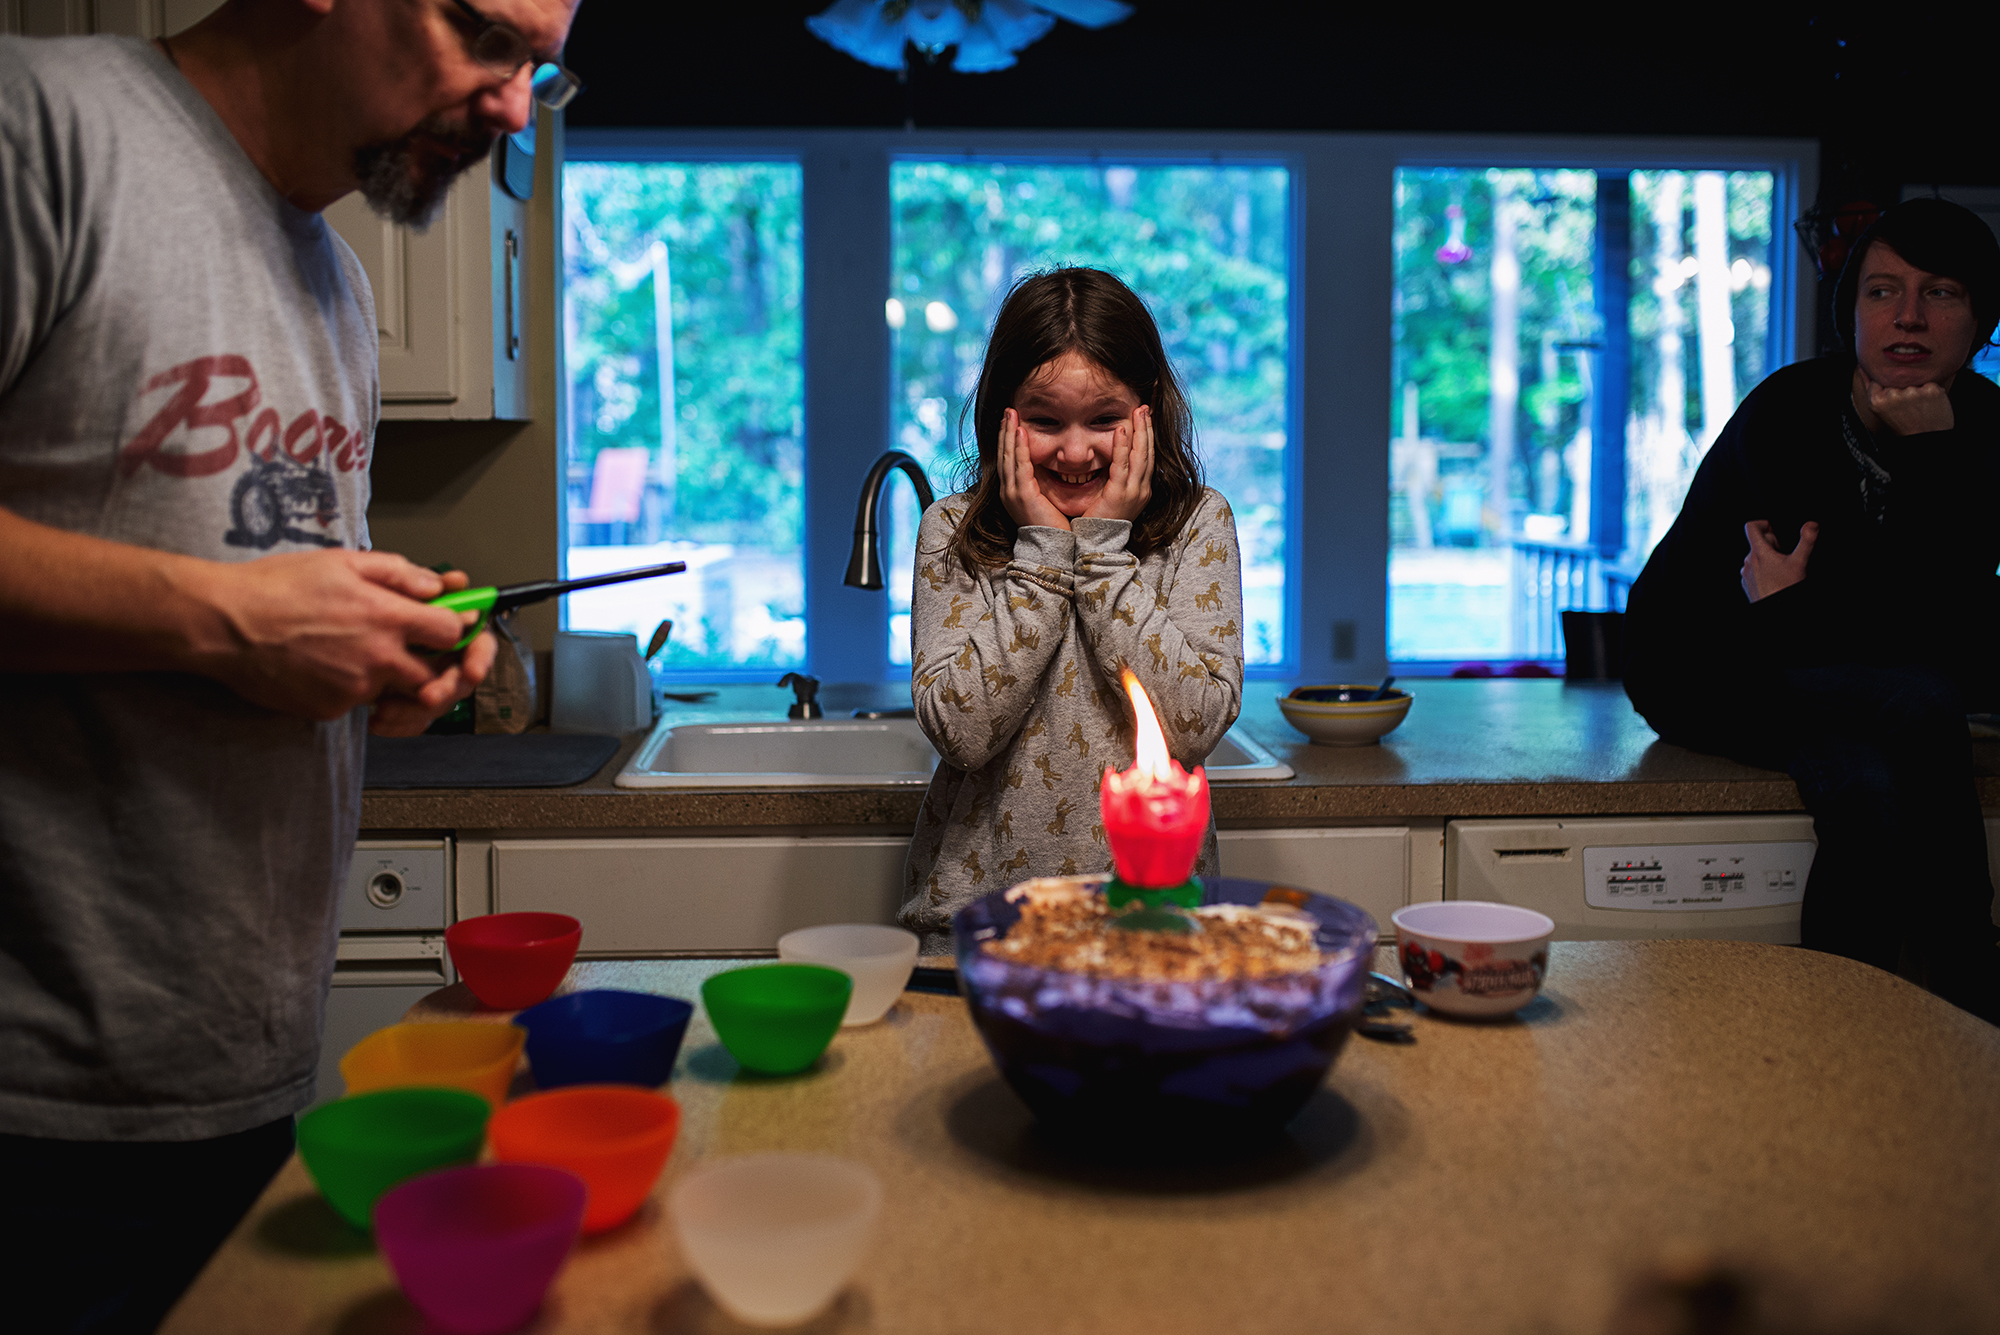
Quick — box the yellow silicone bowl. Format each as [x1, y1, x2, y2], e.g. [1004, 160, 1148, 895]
[339, 1021, 526, 1107]
[1276, 685, 1414, 746]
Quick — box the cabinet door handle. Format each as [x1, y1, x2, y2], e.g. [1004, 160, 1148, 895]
[504, 228, 520, 361]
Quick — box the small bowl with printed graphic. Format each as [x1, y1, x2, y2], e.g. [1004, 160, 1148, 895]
[1390, 901, 1555, 1018]
[1277, 685, 1413, 746]
[777, 925, 920, 1026]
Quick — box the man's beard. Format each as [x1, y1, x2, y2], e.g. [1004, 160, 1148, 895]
[354, 116, 497, 229]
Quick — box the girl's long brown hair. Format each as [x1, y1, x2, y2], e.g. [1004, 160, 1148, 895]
[944, 268, 1205, 572]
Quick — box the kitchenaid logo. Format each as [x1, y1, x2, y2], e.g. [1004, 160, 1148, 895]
[118, 355, 360, 550]
[119, 355, 369, 479]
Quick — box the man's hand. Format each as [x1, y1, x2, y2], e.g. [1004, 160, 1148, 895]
[1861, 376, 1955, 436]
[1741, 520, 1818, 603]
[192, 550, 494, 728]
[369, 625, 497, 736]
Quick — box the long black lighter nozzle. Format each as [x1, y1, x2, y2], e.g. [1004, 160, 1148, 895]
[489, 561, 687, 613]
[844, 452, 935, 590]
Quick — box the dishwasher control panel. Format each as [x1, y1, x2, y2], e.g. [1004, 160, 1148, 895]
[1447, 815, 1817, 943]
[1582, 842, 1813, 911]
[345, 839, 451, 932]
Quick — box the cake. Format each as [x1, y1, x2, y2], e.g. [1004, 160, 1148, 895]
[981, 877, 1325, 982]
[954, 875, 1377, 1138]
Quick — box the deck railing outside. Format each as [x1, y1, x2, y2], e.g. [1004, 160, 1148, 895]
[1510, 536, 1639, 660]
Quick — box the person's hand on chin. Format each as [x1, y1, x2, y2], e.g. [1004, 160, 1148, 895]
[1859, 371, 1956, 436]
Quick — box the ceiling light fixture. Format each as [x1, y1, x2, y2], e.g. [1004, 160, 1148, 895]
[807, 0, 1133, 74]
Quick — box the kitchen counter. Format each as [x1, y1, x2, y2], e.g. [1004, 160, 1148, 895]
[356, 679, 2000, 832]
[166, 941, 2000, 1334]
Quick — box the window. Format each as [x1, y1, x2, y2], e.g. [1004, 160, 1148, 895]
[560, 131, 1808, 685]
[562, 160, 805, 672]
[1389, 165, 1784, 666]
[883, 159, 1292, 667]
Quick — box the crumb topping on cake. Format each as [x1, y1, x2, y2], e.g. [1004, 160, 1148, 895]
[981, 878, 1323, 981]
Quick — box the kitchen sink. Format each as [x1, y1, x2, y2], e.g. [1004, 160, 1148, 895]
[615, 718, 1293, 788]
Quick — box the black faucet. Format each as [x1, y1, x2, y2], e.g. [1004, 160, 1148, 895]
[777, 672, 822, 720]
[843, 451, 935, 590]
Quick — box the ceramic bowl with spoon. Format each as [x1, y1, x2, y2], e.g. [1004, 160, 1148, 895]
[1276, 683, 1413, 746]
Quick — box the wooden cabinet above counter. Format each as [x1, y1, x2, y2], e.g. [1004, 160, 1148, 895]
[325, 163, 530, 422]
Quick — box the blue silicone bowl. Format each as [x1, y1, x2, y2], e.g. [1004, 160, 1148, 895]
[953, 876, 1376, 1140]
[514, 989, 694, 1090]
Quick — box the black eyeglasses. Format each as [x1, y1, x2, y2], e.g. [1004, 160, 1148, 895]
[446, 0, 584, 109]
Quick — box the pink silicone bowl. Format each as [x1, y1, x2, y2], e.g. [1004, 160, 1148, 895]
[445, 912, 582, 1011]
[373, 1163, 586, 1335]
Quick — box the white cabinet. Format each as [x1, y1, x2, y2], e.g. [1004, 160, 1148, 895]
[325, 170, 530, 421]
[488, 837, 909, 955]
[1218, 827, 1413, 932]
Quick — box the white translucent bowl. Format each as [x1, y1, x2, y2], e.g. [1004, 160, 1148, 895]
[668, 1153, 882, 1327]
[777, 924, 919, 1026]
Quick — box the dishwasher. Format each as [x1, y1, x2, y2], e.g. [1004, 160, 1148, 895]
[1446, 815, 1818, 943]
[313, 839, 456, 1105]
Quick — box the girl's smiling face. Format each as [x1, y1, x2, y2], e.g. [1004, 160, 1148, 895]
[1009, 352, 1142, 518]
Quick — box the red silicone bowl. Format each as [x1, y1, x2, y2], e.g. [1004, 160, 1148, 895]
[374, 1163, 586, 1335]
[488, 1085, 681, 1234]
[446, 912, 582, 1010]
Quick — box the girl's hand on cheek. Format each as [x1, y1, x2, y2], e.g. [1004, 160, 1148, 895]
[997, 409, 1070, 531]
[1085, 404, 1153, 524]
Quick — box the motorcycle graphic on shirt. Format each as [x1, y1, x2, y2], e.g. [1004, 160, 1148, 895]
[119, 353, 365, 550]
[224, 450, 341, 549]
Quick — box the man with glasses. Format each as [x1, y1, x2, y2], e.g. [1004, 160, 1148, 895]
[0, 1, 580, 1328]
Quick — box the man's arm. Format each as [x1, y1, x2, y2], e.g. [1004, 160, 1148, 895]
[0, 505, 493, 734]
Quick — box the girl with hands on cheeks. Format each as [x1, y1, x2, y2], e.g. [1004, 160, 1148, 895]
[896, 268, 1244, 947]
[996, 373, 1154, 532]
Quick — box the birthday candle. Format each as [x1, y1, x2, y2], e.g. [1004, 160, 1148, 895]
[1100, 669, 1210, 888]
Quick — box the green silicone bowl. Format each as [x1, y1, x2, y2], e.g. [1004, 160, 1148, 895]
[297, 1086, 492, 1230]
[700, 964, 853, 1075]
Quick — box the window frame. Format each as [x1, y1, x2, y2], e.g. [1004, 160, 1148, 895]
[564, 128, 1813, 685]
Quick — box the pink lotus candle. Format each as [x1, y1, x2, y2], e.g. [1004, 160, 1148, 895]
[1100, 669, 1210, 893]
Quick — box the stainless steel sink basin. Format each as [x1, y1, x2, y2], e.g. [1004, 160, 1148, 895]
[615, 718, 1293, 788]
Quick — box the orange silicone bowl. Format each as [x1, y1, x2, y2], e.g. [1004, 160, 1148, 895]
[446, 912, 582, 1010]
[487, 1085, 681, 1234]
[339, 1022, 526, 1107]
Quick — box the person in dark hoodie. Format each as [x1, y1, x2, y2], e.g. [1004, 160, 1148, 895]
[1623, 197, 2000, 1023]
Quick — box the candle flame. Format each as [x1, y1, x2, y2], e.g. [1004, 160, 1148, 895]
[1120, 669, 1171, 781]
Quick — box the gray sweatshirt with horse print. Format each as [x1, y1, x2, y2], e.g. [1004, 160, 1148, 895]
[898, 488, 1245, 949]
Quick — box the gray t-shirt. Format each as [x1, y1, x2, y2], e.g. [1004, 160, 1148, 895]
[0, 36, 376, 1140]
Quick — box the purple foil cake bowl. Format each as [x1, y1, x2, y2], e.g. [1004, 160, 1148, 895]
[953, 876, 1377, 1141]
